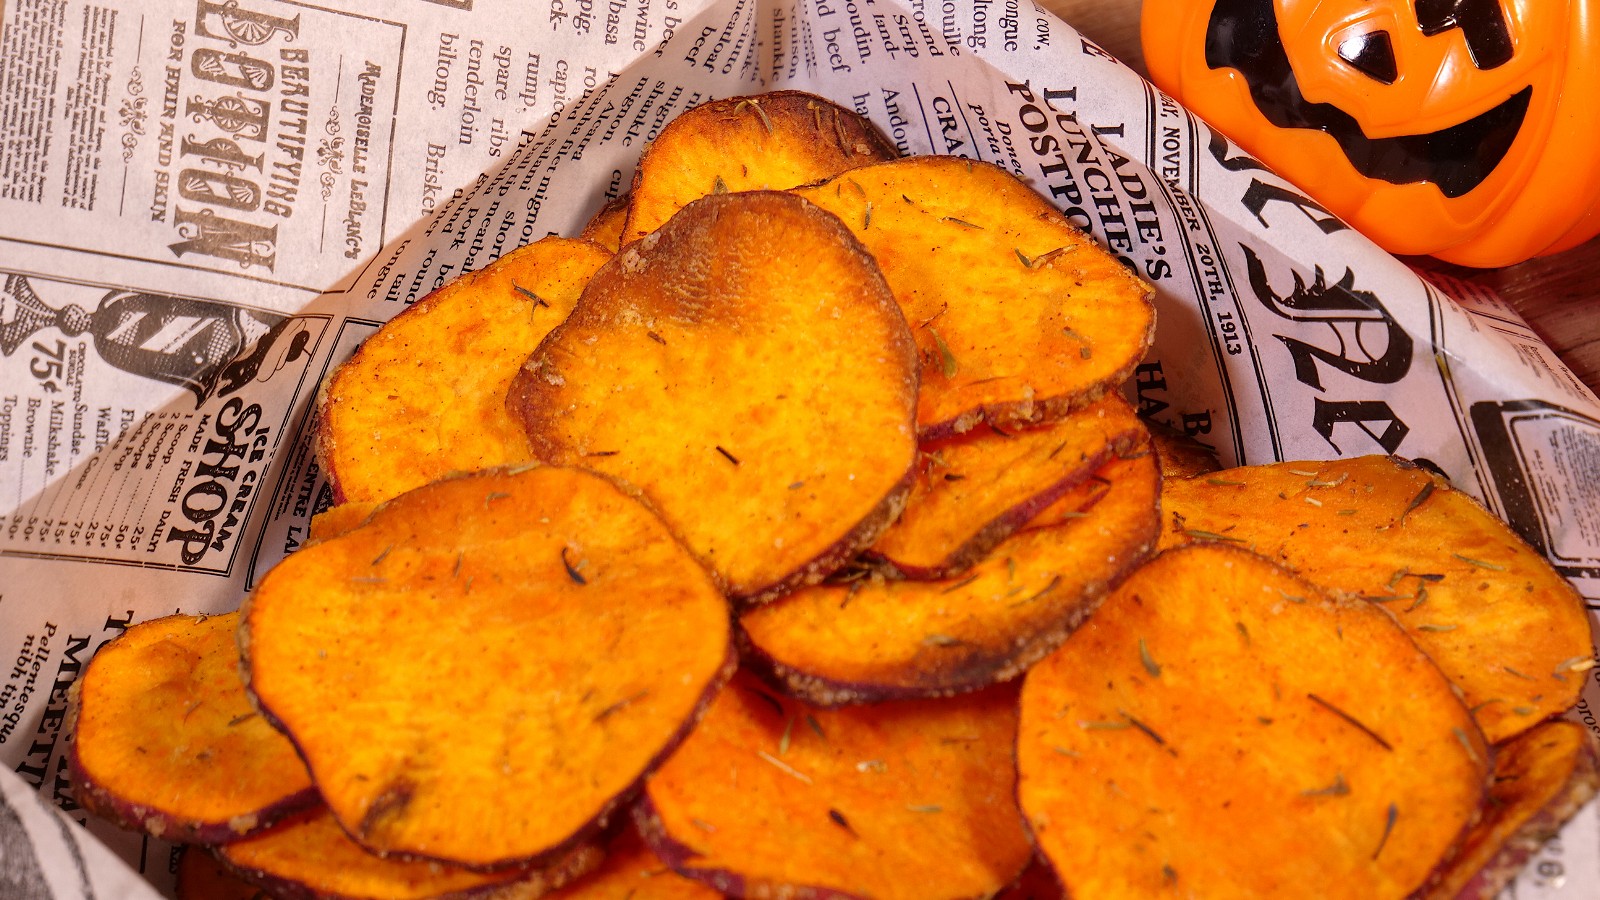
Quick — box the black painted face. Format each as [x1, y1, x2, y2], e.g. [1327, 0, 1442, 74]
[1204, 0, 1529, 198]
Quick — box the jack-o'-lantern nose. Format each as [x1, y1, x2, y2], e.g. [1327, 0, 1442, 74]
[1336, 29, 1399, 83]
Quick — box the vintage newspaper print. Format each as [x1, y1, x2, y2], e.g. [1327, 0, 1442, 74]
[3, 0, 404, 295]
[1, 0, 1597, 895]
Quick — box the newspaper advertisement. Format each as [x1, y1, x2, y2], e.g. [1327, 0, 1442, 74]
[1, 0, 1597, 894]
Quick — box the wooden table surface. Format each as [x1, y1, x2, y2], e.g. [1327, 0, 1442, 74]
[1043, 0, 1600, 396]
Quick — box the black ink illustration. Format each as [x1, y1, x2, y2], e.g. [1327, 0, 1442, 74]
[1, 274, 310, 407]
[1242, 247, 1414, 389]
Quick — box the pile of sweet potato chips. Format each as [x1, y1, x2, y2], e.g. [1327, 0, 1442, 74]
[68, 92, 1597, 900]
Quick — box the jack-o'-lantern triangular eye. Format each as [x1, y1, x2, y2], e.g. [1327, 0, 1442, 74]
[1337, 28, 1399, 83]
[1416, 0, 1514, 69]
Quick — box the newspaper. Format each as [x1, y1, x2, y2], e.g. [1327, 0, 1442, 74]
[1, 0, 1597, 895]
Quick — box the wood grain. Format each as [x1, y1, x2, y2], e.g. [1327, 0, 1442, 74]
[1456, 242, 1600, 393]
[1044, 0, 1146, 71]
[1037, 0, 1600, 396]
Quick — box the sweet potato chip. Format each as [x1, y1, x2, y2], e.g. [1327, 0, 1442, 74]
[992, 855, 1065, 900]
[1012, 458, 1121, 532]
[176, 847, 264, 900]
[68, 611, 317, 844]
[242, 466, 734, 869]
[508, 191, 919, 604]
[739, 451, 1159, 704]
[580, 193, 629, 252]
[1428, 721, 1600, 899]
[870, 394, 1148, 579]
[793, 156, 1156, 439]
[318, 236, 610, 506]
[1017, 543, 1490, 899]
[1158, 455, 1593, 742]
[217, 807, 601, 900]
[622, 91, 896, 244]
[1147, 419, 1221, 478]
[545, 824, 718, 899]
[306, 501, 378, 545]
[637, 671, 1032, 899]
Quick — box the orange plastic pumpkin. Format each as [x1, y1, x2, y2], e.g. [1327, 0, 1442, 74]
[1142, 0, 1600, 267]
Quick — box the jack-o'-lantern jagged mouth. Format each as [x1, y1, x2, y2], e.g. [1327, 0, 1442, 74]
[1204, 0, 1531, 199]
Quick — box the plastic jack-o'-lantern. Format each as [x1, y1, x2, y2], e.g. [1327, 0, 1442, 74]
[1143, 0, 1600, 267]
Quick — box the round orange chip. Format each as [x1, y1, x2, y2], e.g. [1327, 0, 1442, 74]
[509, 191, 919, 604]
[1159, 455, 1594, 742]
[69, 611, 317, 844]
[795, 157, 1155, 440]
[1018, 544, 1489, 898]
[639, 671, 1032, 899]
[318, 236, 610, 506]
[243, 465, 734, 870]
[740, 452, 1158, 705]
[218, 807, 600, 900]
